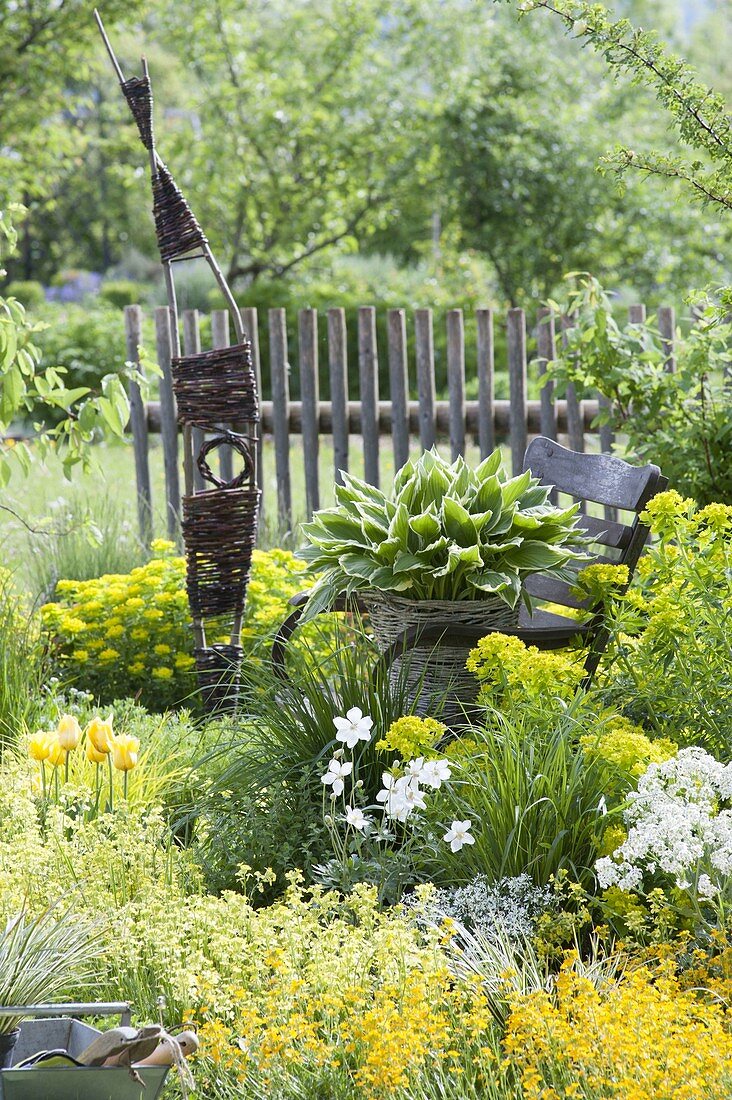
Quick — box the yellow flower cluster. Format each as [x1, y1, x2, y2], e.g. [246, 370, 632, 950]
[41, 545, 325, 710]
[27, 712, 140, 805]
[581, 716, 677, 779]
[466, 632, 584, 708]
[571, 562, 630, 603]
[376, 714, 447, 758]
[505, 957, 732, 1099]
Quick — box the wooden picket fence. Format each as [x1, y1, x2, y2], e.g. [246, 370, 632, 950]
[123, 301, 676, 540]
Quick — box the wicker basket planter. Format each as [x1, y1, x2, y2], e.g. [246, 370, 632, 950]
[360, 591, 520, 720]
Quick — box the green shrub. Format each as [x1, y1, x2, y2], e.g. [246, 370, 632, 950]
[98, 280, 147, 309]
[33, 302, 130, 409]
[598, 491, 732, 756]
[40, 543, 317, 711]
[5, 280, 45, 309]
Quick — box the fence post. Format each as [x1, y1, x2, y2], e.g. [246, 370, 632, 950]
[328, 308, 349, 485]
[414, 308, 436, 451]
[507, 309, 528, 475]
[124, 305, 153, 544]
[387, 309, 410, 472]
[299, 308, 320, 517]
[241, 306, 265, 518]
[447, 309, 466, 461]
[476, 308, 495, 458]
[269, 308, 292, 531]
[560, 314, 585, 456]
[358, 307, 380, 486]
[657, 305, 675, 373]
[153, 306, 181, 537]
[536, 307, 558, 443]
[211, 310, 233, 484]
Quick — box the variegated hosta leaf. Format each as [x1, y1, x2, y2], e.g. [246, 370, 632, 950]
[297, 447, 592, 618]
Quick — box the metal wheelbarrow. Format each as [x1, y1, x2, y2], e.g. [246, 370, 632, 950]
[0, 1003, 169, 1100]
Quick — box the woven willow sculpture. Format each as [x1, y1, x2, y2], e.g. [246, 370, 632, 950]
[96, 11, 260, 712]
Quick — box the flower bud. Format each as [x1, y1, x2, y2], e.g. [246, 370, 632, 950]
[56, 714, 81, 751]
[111, 733, 140, 772]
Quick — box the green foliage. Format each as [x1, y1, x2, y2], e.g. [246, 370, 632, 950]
[0, 209, 139, 481]
[598, 491, 732, 757]
[25, 491, 148, 602]
[4, 280, 44, 310]
[0, 569, 46, 752]
[192, 633, 429, 898]
[98, 280, 147, 310]
[299, 448, 589, 615]
[545, 273, 732, 505]
[428, 704, 616, 889]
[41, 544, 317, 711]
[33, 301, 132, 408]
[515, 0, 732, 215]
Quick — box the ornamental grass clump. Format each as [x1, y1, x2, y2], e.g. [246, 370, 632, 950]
[297, 448, 590, 617]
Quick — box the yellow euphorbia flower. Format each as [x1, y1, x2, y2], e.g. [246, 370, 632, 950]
[111, 734, 140, 772]
[28, 730, 54, 762]
[86, 715, 113, 755]
[46, 737, 68, 768]
[56, 714, 81, 751]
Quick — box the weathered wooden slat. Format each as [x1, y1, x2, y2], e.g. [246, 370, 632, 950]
[577, 513, 632, 550]
[507, 308, 528, 475]
[299, 308, 320, 517]
[536, 307, 557, 442]
[447, 309, 466, 460]
[182, 310, 206, 492]
[146, 397, 603, 436]
[153, 307, 180, 536]
[387, 309, 410, 472]
[269, 308, 292, 530]
[414, 308, 436, 450]
[525, 436, 662, 512]
[328, 308, 349, 485]
[560, 314, 585, 456]
[628, 303, 647, 324]
[210, 310, 234, 484]
[124, 305, 153, 543]
[358, 307, 380, 486]
[657, 305, 675, 373]
[524, 571, 593, 610]
[476, 308, 495, 457]
[242, 305, 264, 510]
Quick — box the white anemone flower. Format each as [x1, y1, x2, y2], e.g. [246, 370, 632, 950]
[344, 806, 370, 832]
[377, 774, 426, 822]
[443, 819, 475, 852]
[333, 707, 374, 749]
[321, 757, 353, 797]
[417, 758, 452, 789]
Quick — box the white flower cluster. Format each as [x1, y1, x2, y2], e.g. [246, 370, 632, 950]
[320, 706, 474, 852]
[595, 747, 732, 898]
[411, 873, 553, 941]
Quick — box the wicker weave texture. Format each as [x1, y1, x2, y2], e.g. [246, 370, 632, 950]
[152, 164, 208, 262]
[362, 592, 520, 721]
[121, 76, 154, 150]
[173, 344, 259, 427]
[182, 487, 260, 618]
[195, 643, 242, 712]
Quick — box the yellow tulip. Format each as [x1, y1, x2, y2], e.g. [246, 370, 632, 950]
[56, 714, 81, 751]
[86, 739, 108, 765]
[28, 730, 53, 762]
[46, 737, 68, 768]
[111, 734, 140, 772]
[86, 715, 113, 755]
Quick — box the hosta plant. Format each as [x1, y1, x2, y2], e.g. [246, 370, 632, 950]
[298, 448, 589, 617]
